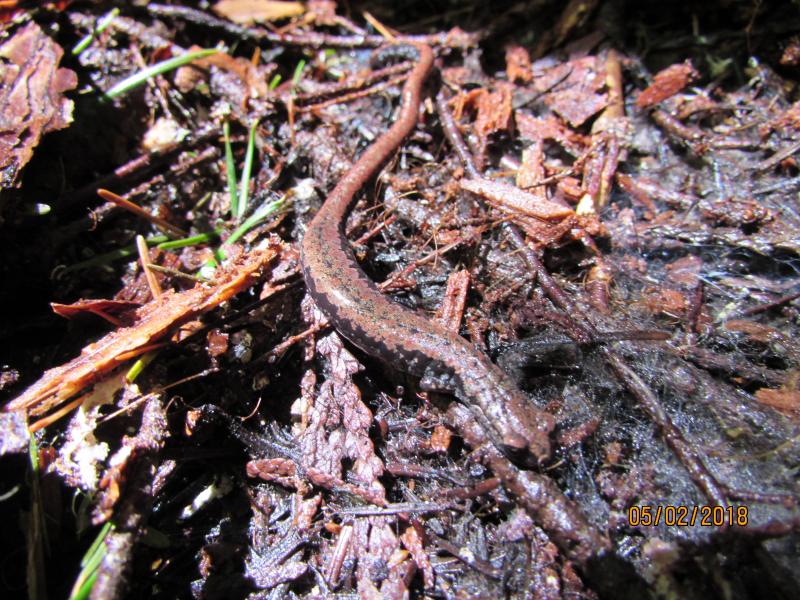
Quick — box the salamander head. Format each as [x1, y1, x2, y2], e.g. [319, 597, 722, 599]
[497, 411, 555, 467]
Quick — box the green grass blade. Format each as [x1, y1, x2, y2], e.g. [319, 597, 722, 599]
[26, 436, 49, 600]
[61, 235, 170, 273]
[223, 121, 239, 218]
[69, 522, 113, 600]
[105, 48, 218, 99]
[236, 119, 259, 221]
[69, 569, 99, 600]
[81, 523, 112, 569]
[291, 59, 306, 88]
[156, 230, 220, 250]
[225, 197, 285, 246]
[125, 351, 157, 383]
[72, 8, 120, 56]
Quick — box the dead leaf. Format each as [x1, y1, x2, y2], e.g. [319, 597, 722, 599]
[460, 177, 574, 221]
[0, 21, 77, 188]
[535, 57, 607, 128]
[213, 0, 306, 24]
[451, 84, 513, 159]
[515, 112, 587, 156]
[186, 44, 272, 99]
[206, 329, 230, 358]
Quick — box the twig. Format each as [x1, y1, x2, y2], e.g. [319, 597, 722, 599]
[146, 3, 479, 48]
[296, 73, 408, 113]
[97, 189, 186, 238]
[601, 348, 729, 508]
[136, 235, 163, 299]
[294, 62, 410, 106]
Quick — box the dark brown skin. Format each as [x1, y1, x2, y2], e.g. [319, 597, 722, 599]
[300, 44, 554, 465]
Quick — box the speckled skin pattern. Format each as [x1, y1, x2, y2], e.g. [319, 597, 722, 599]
[300, 44, 554, 465]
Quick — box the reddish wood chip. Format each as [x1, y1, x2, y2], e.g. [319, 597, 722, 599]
[400, 523, 434, 590]
[765, 101, 800, 135]
[754, 388, 800, 416]
[516, 140, 547, 203]
[429, 425, 452, 454]
[781, 41, 800, 66]
[461, 177, 577, 245]
[474, 83, 513, 138]
[664, 255, 703, 288]
[640, 287, 687, 317]
[435, 270, 470, 334]
[505, 45, 532, 83]
[51, 299, 141, 326]
[723, 320, 783, 344]
[636, 60, 699, 109]
[206, 329, 230, 358]
[0, 21, 77, 187]
[556, 417, 600, 448]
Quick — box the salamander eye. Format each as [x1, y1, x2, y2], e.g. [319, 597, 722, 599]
[501, 431, 528, 451]
[499, 442, 539, 468]
[497, 432, 535, 465]
[499, 429, 552, 468]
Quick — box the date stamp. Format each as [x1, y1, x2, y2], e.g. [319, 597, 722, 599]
[628, 505, 748, 527]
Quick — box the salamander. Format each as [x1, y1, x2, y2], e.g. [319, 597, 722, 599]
[300, 43, 554, 465]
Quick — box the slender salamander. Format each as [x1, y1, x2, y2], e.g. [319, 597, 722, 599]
[300, 44, 554, 465]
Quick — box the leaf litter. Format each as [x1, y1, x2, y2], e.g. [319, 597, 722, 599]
[1, 2, 800, 599]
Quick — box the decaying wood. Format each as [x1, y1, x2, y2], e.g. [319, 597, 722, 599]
[6, 242, 285, 418]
